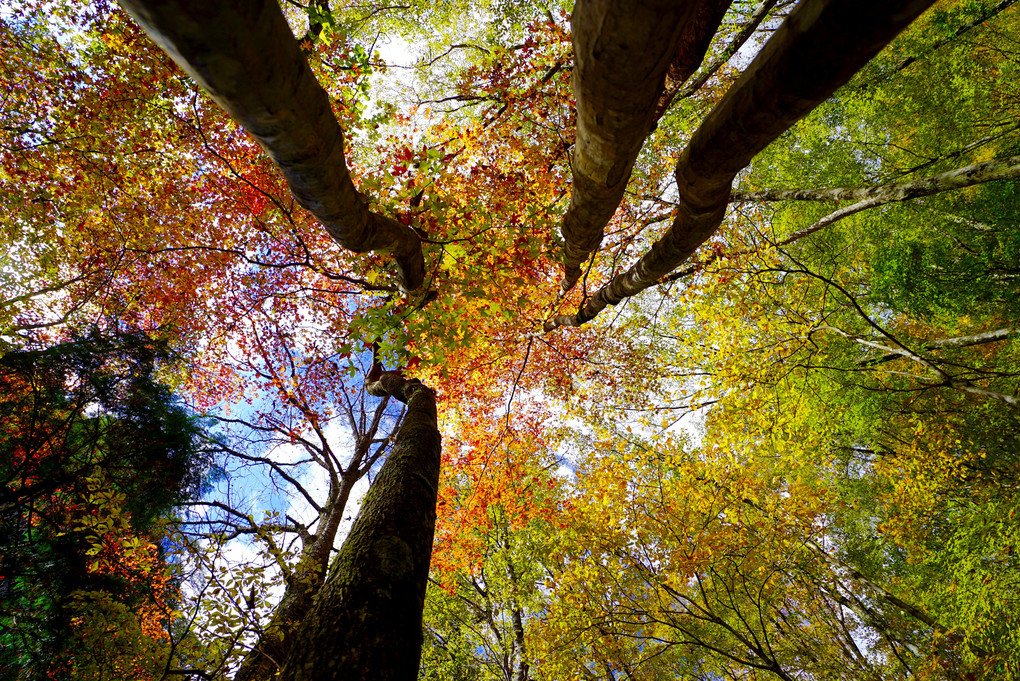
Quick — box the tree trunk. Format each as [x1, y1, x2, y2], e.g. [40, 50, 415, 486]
[277, 376, 441, 681]
[116, 0, 426, 291]
[559, 0, 729, 292]
[653, 0, 780, 122]
[546, 0, 938, 332]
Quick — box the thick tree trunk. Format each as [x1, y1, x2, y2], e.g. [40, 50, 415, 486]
[546, 0, 938, 332]
[233, 479, 355, 681]
[277, 375, 441, 681]
[117, 0, 426, 291]
[559, 0, 730, 292]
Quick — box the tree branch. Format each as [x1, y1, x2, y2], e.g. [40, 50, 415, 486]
[545, 0, 939, 332]
[117, 0, 426, 291]
[731, 154, 1020, 203]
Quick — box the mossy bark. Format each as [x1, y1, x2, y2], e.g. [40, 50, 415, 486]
[278, 380, 440, 681]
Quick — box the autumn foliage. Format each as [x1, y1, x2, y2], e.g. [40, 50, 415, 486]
[3, 0, 1020, 679]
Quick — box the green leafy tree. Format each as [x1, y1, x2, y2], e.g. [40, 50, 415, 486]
[0, 331, 214, 680]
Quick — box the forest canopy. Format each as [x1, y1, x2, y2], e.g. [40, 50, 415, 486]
[1, 0, 1019, 679]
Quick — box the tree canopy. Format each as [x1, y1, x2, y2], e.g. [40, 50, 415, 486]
[1, 0, 1019, 679]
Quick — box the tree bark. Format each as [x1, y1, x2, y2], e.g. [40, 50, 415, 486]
[731, 154, 1020, 203]
[116, 0, 426, 291]
[277, 375, 441, 681]
[653, 0, 782, 122]
[559, 0, 730, 293]
[546, 0, 938, 332]
[650, 0, 735, 126]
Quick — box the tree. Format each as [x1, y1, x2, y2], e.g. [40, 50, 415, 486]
[0, 331, 213, 679]
[3, 0, 1018, 679]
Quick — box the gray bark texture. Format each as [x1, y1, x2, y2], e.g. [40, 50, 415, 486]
[277, 376, 441, 681]
[116, 0, 426, 291]
[546, 0, 938, 332]
[559, 0, 730, 292]
[731, 154, 1020, 204]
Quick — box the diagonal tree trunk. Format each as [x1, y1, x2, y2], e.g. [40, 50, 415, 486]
[116, 0, 426, 292]
[229, 394, 397, 681]
[277, 372, 441, 681]
[546, 0, 939, 332]
[559, 0, 731, 293]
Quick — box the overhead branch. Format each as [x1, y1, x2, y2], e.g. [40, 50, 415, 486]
[803, 540, 941, 629]
[731, 154, 1020, 203]
[808, 290, 1020, 407]
[545, 0, 938, 332]
[863, 327, 1019, 366]
[558, 0, 730, 293]
[656, 0, 783, 119]
[117, 0, 426, 291]
[761, 154, 1020, 246]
